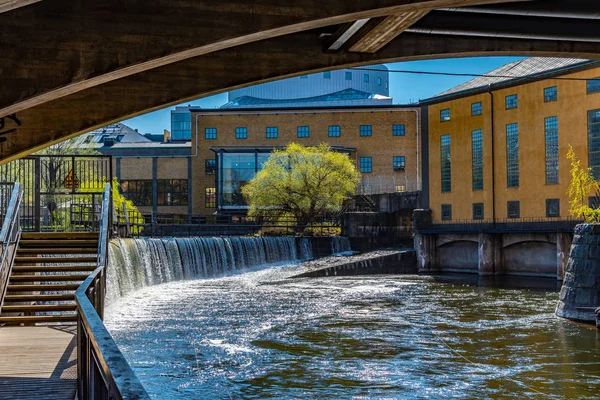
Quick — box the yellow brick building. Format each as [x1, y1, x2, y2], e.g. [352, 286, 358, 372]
[423, 58, 600, 222]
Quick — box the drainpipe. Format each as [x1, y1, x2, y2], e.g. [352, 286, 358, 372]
[487, 86, 496, 223]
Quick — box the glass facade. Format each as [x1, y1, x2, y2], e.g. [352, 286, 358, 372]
[359, 125, 372, 137]
[506, 94, 518, 109]
[266, 127, 278, 138]
[471, 129, 483, 191]
[328, 125, 341, 137]
[441, 134, 451, 193]
[297, 126, 309, 138]
[171, 112, 191, 141]
[544, 86, 558, 102]
[360, 157, 372, 173]
[392, 124, 405, 136]
[506, 123, 519, 188]
[471, 102, 482, 116]
[235, 127, 247, 139]
[545, 116, 559, 184]
[588, 109, 600, 179]
[217, 152, 271, 208]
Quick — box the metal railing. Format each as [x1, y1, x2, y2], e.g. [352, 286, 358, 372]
[75, 184, 150, 400]
[416, 217, 583, 234]
[0, 183, 22, 311]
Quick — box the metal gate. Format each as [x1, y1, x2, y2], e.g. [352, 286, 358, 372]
[0, 155, 112, 232]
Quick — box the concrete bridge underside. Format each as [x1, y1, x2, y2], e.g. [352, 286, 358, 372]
[2, 0, 600, 163]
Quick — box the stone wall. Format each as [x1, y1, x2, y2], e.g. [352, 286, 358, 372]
[556, 224, 600, 323]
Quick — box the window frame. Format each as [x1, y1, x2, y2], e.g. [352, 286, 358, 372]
[546, 198, 560, 217]
[205, 159, 216, 175]
[328, 125, 341, 137]
[472, 203, 484, 220]
[297, 126, 310, 138]
[587, 78, 600, 94]
[393, 156, 405, 171]
[266, 126, 278, 139]
[505, 94, 518, 109]
[235, 127, 247, 139]
[507, 201, 520, 219]
[359, 125, 372, 137]
[392, 124, 405, 136]
[204, 127, 217, 140]
[440, 109, 450, 122]
[441, 204, 452, 221]
[359, 157, 372, 173]
[471, 102, 482, 116]
[544, 86, 558, 102]
[205, 187, 216, 208]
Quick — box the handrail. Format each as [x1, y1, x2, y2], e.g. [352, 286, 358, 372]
[75, 183, 150, 400]
[0, 182, 22, 311]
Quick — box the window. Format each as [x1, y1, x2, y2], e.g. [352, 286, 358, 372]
[328, 125, 341, 137]
[588, 109, 600, 179]
[546, 199, 560, 217]
[506, 123, 519, 188]
[545, 116, 559, 184]
[364, 73, 369, 83]
[377, 77, 382, 86]
[300, 75, 308, 79]
[441, 134, 451, 193]
[441, 204, 452, 221]
[297, 126, 310, 138]
[359, 125, 372, 137]
[205, 159, 216, 175]
[360, 157, 372, 173]
[440, 109, 450, 122]
[392, 124, 405, 136]
[473, 203, 484, 220]
[505, 94, 518, 109]
[393, 156, 405, 171]
[472, 129, 483, 191]
[205, 127, 217, 140]
[507, 201, 520, 219]
[323, 71, 331, 79]
[120, 180, 152, 206]
[205, 187, 216, 208]
[171, 111, 192, 141]
[395, 185, 406, 192]
[157, 179, 188, 206]
[544, 86, 558, 102]
[587, 78, 600, 94]
[471, 102, 482, 116]
[235, 127, 247, 139]
[266, 126, 278, 139]
[345, 71, 352, 80]
[589, 196, 600, 209]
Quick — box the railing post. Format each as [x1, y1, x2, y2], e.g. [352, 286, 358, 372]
[34, 157, 41, 232]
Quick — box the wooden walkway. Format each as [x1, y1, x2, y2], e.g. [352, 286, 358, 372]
[0, 325, 77, 400]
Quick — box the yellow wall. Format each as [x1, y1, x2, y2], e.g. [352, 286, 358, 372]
[428, 66, 600, 221]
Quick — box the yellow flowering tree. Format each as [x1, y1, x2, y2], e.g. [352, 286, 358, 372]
[567, 145, 600, 223]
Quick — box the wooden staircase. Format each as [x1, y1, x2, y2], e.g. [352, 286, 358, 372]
[0, 232, 99, 325]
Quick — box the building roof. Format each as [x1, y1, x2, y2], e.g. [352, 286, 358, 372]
[432, 57, 594, 100]
[221, 88, 391, 108]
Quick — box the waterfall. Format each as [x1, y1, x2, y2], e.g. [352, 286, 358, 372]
[331, 236, 352, 255]
[107, 236, 306, 303]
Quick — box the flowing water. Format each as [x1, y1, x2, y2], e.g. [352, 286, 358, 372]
[105, 237, 600, 399]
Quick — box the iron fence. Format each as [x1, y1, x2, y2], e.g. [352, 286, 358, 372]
[416, 217, 583, 234]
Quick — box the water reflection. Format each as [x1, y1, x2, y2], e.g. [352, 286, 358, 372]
[106, 266, 600, 399]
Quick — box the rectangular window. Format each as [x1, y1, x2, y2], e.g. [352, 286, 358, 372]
[440, 109, 450, 122]
[506, 123, 519, 188]
[544, 86, 558, 102]
[205, 159, 216, 175]
[345, 71, 352, 80]
[235, 127, 247, 139]
[471, 102, 482, 116]
[360, 157, 372, 173]
[506, 94, 518, 109]
[545, 116, 559, 184]
[157, 179, 188, 206]
[359, 125, 372, 137]
[507, 201, 520, 219]
[393, 156, 405, 171]
[205, 127, 217, 140]
[395, 185, 406, 192]
[441, 134, 451, 193]
[364, 73, 369, 83]
[588, 109, 600, 179]
[297, 126, 310, 138]
[300, 75, 308, 79]
[546, 198, 560, 217]
[392, 124, 405, 136]
[205, 187, 216, 208]
[120, 180, 153, 206]
[328, 125, 341, 137]
[323, 71, 331, 79]
[441, 204, 452, 221]
[587, 78, 600, 94]
[266, 126, 278, 138]
[377, 77, 382, 86]
[472, 129, 483, 191]
[473, 203, 484, 220]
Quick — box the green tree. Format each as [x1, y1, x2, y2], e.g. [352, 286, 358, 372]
[567, 145, 600, 223]
[242, 143, 360, 233]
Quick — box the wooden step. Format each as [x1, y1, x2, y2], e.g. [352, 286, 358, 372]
[21, 232, 99, 240]
[17, 248, 97, 254]
[1, 304, 77, 313]
[19, 239, 98, 247]
[14, 256, 97, 264]
[13, 265, 97, 273]
[7, 283, 81, 291]
[4, 294, 75, 302]
[0, 315, 77, 324]
[10, 274, 90, 282]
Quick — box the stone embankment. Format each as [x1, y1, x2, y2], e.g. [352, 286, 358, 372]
[290, 248, 417, 278]
[556, 224, 600, 323]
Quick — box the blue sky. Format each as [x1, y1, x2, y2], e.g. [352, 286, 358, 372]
[122, 56, 525, 134]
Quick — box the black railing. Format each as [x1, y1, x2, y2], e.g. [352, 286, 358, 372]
[416, 217, 583, 234]
[0, 183, 22, 311]
[75, 184, 150, 400]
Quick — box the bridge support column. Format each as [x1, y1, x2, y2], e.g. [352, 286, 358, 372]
[478, 233, 496, 276]
[557, 232, 572, 281]
[415, 233, 437, 272]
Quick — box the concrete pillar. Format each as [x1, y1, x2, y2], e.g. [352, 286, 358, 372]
[478, 233, 496, 276]
[556, 232, 573, 281]
[415, 233, 437, 272]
